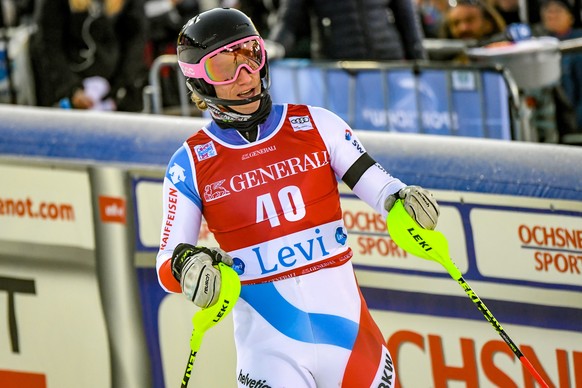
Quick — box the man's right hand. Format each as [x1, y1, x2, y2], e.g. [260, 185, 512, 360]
[171, 243, 233, 308]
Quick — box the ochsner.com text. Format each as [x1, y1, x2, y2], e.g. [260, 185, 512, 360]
[0, 196, 75, 221]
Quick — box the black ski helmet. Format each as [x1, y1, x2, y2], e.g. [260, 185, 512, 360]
[177, 8, 270, 107]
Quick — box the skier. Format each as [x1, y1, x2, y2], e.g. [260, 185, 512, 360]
[156, 7, 440, 387]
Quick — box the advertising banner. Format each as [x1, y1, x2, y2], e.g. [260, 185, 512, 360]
[0, 164, 94, 250]
[0, 258, 109, 388]
[134, 176, 582, 387]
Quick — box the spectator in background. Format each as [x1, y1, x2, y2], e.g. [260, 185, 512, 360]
[418, 0, 449, 38]
[145, 0, 199, 58]
[534, 0, 582, 138]
[234, 0, 279, 37]
[437, 0, 506, 62]
[226, 0, 308, 58]
[144, 0, 199, 109]
[491, 0, 522, 25]
[268, 0, 427, 60]
[0, 0, 36, 106]
[538, 0, 581, 37]
[29, 0, 148, 112]
[439, 0, 506, 42]
[0, 0, 35, 27]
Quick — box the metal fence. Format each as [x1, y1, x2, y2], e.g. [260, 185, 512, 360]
[144, 57, 536, 141]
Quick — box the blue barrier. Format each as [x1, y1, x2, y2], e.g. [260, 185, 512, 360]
[270, 60, 516, 140]
[326, 69, 352, 124]
[450, 70, 485, 137]
[0, 105, 577, 199]
[355, 71, 385, 130]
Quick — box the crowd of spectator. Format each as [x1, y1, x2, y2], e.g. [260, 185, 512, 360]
[267, 0, 427, 60]
[0, 0, 581, 143]
[535, 0, 582, 134]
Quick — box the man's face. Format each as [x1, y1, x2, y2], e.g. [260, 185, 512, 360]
[541, 1, 574, 35]
[447, 4, 491, 39]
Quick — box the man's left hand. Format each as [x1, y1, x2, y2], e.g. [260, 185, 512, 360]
[385, 186, 440, 230]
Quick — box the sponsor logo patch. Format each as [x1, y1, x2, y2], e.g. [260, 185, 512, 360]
[289, 115, 313, 131]
[98, 196, 126, 224]
[335, 227, 347, 245]
[168, 163, 186, 184]
[377, 352, 394, 388]
[203, 179, 230, 202]
[232, 258, 245, 275]
[241, 146, 277, 160]
[238, 370, 271, 388]
[178, 61, 197, 78]
[194, 141, 217, 161]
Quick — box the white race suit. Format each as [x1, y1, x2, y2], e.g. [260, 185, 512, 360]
[156, 103, 405, 387]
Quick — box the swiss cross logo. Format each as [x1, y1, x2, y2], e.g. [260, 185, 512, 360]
[344, 129, 353, 140]
[99, 196, 126, 224]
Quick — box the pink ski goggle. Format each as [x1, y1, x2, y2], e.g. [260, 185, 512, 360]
[178, 36, 266, 85]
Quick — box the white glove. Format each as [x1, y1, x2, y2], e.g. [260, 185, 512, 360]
[171, 244, 233, 308]
[384, 186, 440, 230]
